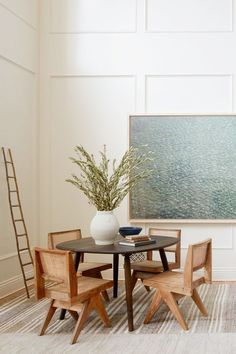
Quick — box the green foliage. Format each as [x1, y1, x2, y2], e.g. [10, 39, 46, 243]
[66, 145, 153, 211]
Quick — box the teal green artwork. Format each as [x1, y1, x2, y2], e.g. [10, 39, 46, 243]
[130, 115, 236, 220]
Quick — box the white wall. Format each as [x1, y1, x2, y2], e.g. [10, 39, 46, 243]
[39, 0, 236, 280]
[0, 0, 39, 296]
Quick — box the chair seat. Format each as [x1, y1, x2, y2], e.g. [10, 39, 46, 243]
[144, 271, 205, 295]
[131, 260, 176, 273]
[46, 276, 113, 305]
[78, 262, 112, 274]
[75, 276, 113, 302]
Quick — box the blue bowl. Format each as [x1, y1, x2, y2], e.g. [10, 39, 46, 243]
[119, 226, 142, 237]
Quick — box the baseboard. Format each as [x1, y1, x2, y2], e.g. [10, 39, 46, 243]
[211, 268, 236, 281]
[102, 267, 236, 281]
[0, 269, 34, 299]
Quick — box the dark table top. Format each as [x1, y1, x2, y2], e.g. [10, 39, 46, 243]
[56, 235, 179, 255]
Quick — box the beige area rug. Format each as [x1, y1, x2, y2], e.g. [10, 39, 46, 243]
[1, 283, 236, 353]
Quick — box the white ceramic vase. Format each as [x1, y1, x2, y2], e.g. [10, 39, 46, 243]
[90, 210, 119, 245]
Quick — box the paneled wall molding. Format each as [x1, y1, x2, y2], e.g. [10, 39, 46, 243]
[0, 249, 32, 262]
[0, 2, 37, 30]
[0, 53, 36, 75]
[37, 0, 236, 283]
[145, 0, 233, 33]
[213, 267, 236, 280]
[141, 224, 234, 249]
[50, 30, 138, 35]
[135, 75, 145, 111]
[0, 4, 37, 72]
[50, 0, 137, 34]
[233, 75, 236, 111]
[0, 0, 38, 291]
[181, 243, 233, 250]
[145, 74, 233, 113]
[50, 74, 136, 79]
[48, 74, 136, 231]
[0, 252, 18, 262]
[145, 74, 233, 78]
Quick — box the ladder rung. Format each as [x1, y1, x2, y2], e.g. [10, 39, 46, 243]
[10, 190, 17, 192]
[22, 262, 32, 267]
[17, 233, 27, 237]
[26, 277, 34, 281]
[6, 161, 13, 164]
[14, 219, 23, 222]
[12, 205, 20, 207]
[19, 248, 29, 252]
[8, 176, 15, 179]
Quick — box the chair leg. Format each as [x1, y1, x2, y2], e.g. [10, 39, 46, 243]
[101, 290, 110, 302]
[160, 290, 188, 331]
[191, 288, 208, 316]
[93, 294, 111, 327]
[142, 279, 151, 293]
[69, 310, 79, 321]
[39, 300, 57, 336]
[144, 290, 162, 324]
[71, 300, 93, 345]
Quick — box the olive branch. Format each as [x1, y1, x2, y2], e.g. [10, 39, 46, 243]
[66, 145, 153, 211]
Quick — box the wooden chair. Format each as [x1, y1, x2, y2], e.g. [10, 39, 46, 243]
[143, 238, 212, 330]
[34, 247, 113, 344]
[48, 229, 112, 302]
[130, 228, 181, 291]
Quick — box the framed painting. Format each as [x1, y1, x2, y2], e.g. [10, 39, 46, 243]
[129, 114, 236, 223]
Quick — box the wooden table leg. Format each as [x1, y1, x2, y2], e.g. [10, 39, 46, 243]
[159, 248, 169, 271]
[59, 309, 67, 320]
[59, 252, 81, 320]
[113, 254, 119, 298]
[124, 254, 134, 331]
[74, 252, 81, 272]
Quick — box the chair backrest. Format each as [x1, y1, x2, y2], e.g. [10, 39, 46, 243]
[184, 238, 212, 290]
[148, 228, 181, 268]
[34, 247, 77, 302]
[48, 229, 82, 249]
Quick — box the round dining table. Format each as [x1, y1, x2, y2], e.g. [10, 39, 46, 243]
[57, 235, 179, 331]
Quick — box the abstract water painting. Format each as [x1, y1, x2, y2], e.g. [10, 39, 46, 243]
[129, 115, 236, 221]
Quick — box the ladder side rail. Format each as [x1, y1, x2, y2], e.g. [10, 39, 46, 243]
[2, 148, 33, 298]
[2, 148, 22, 249]
[8, 149, 34, 264]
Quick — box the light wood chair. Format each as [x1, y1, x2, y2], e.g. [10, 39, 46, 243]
[143, 238, 212, 330]
[130, 228, 181, 291]
[48, 229, 112, 302]
[34, 247, 113, 344]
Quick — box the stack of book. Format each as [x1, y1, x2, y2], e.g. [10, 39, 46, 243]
[119, 235, 155, 247]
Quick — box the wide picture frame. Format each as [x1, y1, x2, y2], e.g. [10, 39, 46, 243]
[129, 114, 236, 223]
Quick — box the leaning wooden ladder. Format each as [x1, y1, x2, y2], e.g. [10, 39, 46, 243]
[2, 147, 34, 298]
